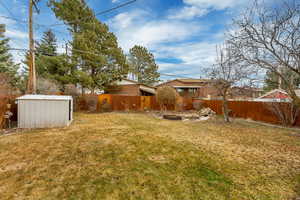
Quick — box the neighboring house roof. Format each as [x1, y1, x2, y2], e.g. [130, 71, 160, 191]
[115, 79, 156, 94]
[175, 79, 213, 83]
[156, 79, 213, 87]
[117, 79, 156, 88]
[172, 86, 204, 88]
[258, 89, 290, 99]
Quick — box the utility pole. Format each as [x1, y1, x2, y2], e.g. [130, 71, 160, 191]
[27, 0, 38, 94]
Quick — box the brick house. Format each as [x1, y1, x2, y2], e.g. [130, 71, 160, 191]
[105, 79, 156, 96]
[156, 79, 219, 98]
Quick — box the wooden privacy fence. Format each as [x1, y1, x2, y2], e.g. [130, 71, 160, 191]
[96, 94, 194, 112]
[0, 96, 18, 129]
[0, 98, 8, 129]
[202, 100, 300, 126]
[97, 95, 161, 111]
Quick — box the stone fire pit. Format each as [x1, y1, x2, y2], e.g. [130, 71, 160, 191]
[161, 108, 216, 121]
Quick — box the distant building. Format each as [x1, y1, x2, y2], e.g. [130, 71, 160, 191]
[229, 87, 264, 100]
[105, 79, 156, 96]
[156, 79, 218, 98]
[255, 89, 291, 102]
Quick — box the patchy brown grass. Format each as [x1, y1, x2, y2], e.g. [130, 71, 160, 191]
[0, 113, 299, 200]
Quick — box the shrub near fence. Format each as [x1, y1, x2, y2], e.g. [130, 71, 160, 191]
[202, 100, 300, 126]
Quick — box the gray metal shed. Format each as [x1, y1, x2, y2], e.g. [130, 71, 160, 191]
[16, 95, 73, 128]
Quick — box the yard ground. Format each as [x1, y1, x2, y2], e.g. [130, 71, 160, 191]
[0, 113, 300, 200]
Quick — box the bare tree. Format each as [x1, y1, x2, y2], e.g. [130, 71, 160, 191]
[228, 0, 300, 105]
[265, 102, 299, 126]
[209, 43, 257, 122]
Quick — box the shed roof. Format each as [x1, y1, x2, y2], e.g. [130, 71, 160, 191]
[17, 95, 72, 101]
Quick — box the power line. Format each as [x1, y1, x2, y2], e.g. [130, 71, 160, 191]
[50, 0, 137, 27]
[0, 1, 16, 19]
[9, 48, 203, 80]
[1, 0, 137, 37]
[95, 0, 137, 16]
[0, 15, 28, 24]
[0, 2, 28, 31]
[1, 0, 136, 28]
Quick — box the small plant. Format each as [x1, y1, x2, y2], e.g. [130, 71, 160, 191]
[100, 98, 112, 112]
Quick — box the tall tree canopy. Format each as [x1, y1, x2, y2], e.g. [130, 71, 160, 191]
[0, 24, 20, 87]
[35, 29, 58, 77]
[128, 45, 160, 86]
[49, 0, 128, 92]
[23, 29, 75, 91]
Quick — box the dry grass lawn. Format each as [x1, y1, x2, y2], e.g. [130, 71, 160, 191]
[0, 113, 300, 200]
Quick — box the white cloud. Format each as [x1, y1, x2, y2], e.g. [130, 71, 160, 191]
[183, 0, 238, 10]
[107, 8, 223, 79]
[109, 10, 203, 50]
[0, 17, 16, 26]
[156, 42, 217, 74]
[5, 29, 28, 39]
[168, 0, 248, 20]
[169, 6, 208, 20]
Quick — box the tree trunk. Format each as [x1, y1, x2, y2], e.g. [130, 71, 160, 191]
[91, 88, 95, 94]
[222, 95, 230, 123]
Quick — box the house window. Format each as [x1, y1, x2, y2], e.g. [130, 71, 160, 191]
[177, 88, 184, 93]
[188, 88, 197, 94]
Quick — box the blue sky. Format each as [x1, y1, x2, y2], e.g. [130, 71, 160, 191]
[1, 0, 258, 79]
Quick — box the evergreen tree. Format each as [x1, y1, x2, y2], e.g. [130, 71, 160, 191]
[128, 45, 160, 86]
[35, 29, 58, 77]
[264, 69, 300, 91]
[23, 29, 75, 91]
[36, 29, 57, 57]
[0, 24, 5, 37]
[49, 0, 129, 92]
[0, 24, 20, 87]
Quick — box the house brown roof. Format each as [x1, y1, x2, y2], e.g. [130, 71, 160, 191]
[176, 79, 212, 83]
[121, 79, 157, 89]
[157, 79, 213, 86]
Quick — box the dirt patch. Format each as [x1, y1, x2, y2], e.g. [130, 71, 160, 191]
[0, 162, 27, 172]
[148, 155, 168, 163]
